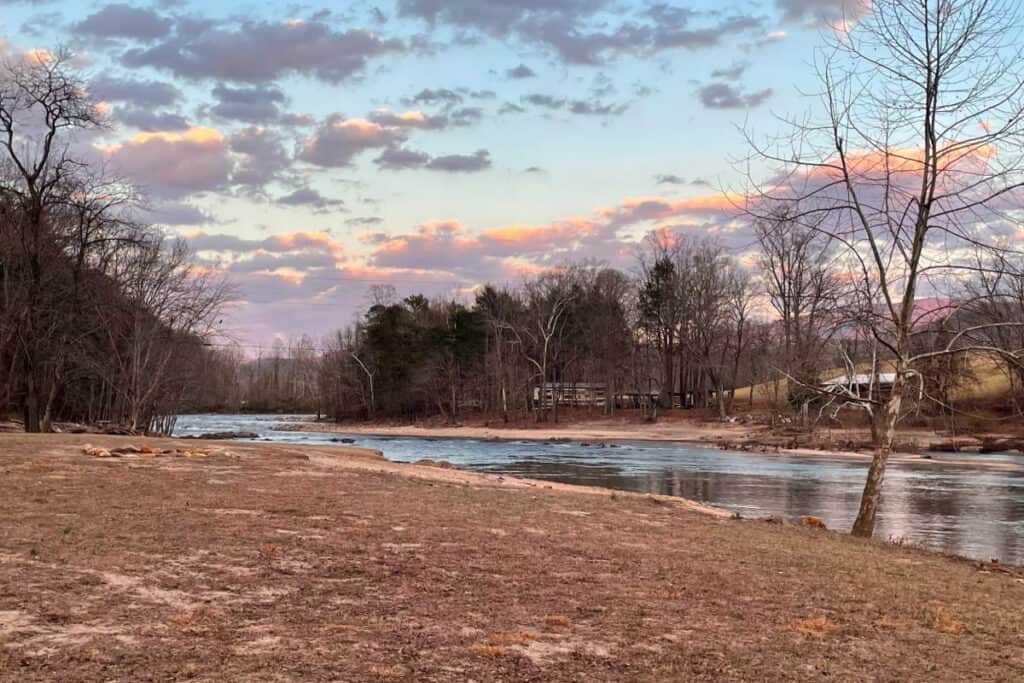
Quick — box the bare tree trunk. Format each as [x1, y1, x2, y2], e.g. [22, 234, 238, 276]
[852, 374, 905, 537]
[500, 379, 509, 423]
[24, 372, 41, 433]
[41, 365, 60, 433]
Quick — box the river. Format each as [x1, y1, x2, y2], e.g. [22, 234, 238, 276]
[174, 413, 1024, 564]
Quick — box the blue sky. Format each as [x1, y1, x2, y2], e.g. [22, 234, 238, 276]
[0, 0, 859, 344]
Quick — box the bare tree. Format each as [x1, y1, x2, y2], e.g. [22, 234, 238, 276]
[962, 252, 1024, 411]
[96, 236, 231, 434]
[756, 208, 843, 422]
[0, 50, 105, 431]
[513, 269, 579, 423]
[744, 0, 1024, 536]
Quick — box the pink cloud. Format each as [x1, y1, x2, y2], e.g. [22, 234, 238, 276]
[103, 127, 232, 198]
[299, 115, 405, 167]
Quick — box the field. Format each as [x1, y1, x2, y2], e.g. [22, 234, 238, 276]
[733, 354, 1016, 409]
[1, 435, 1022, 681]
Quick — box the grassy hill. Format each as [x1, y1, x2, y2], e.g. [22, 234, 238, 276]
[733, 355, 1014, 409]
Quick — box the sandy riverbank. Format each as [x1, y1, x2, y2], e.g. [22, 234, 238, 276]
[2, 434, 1022, 681]
[276, 416, 750, 444]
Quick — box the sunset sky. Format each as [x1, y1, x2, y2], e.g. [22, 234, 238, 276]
[1, 0, 865, 345]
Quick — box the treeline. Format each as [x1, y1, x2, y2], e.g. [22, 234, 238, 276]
[195, 214, 1024, 429]
[0, 54, 227, 434]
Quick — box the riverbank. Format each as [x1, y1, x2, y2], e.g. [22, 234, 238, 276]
[2, 435, 1022, 681]
[276, 414, 751, 444]
[276, 416, 1023, 469]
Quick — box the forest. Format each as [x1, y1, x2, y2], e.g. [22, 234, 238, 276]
[0, 53, 229, 435]
[197, 220, 1024, 442]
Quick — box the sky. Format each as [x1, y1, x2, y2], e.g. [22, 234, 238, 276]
[0, 0, 866, 346]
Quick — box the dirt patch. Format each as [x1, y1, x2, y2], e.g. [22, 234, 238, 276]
[1, 433, 1023, 681]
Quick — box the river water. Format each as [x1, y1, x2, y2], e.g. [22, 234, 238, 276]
[174, 414, 1024, 564]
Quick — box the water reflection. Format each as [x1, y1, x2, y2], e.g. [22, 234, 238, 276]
[174, 414, 1024, 564]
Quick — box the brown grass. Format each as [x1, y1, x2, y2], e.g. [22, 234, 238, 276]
[257, 543, 286, 559]
[929, 604, 967, 635]
[489, 630, 541, 645]
[734, 353, 1013, 408]
[0, 434, 1022, 682]
[168, 607, 224, 628]
[367, 665, 405, 678]
[785, 616, 837, 638]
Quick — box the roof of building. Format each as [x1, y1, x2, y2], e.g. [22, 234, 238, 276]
[820, 372, 897, 387]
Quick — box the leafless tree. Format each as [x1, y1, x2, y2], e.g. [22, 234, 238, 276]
[962, 252, 1024, 411]
[743, 0, 1024, 536]
[95, 236, 231, 434]
[512, 268, 579, 423]
[756, 207, 843, 422]
[0, 50, 106, 431]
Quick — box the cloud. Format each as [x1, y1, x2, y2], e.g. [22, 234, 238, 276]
[227, 250, 341, 274]
[405, 88, 463, 107]
[652, 15, 764, 51]
[519, 92, 628, 117]
[368, 108, 448, 130]
[103, 127, 232, 199]
[370, 220, 482, 270]
[210, 84, 287, 124]
[277, 188, 346, 213]
[262, 231, 347, 259]
[185, 229, 349, 271]
[568, 99, 628, 116]
[122, 19, 403, 83]
[597, 193, 741, 228]
[346, 216, 384, 226]
[710, 62, 748, 80]
[229, 126, 289, 188]
[522, 93, 565, 109]
[362, 212, 610, 276]
[398, 0, 765, 65]
[76, 4, 172, 40]
[144, 201, 215, 226]
[300, 115, 406, 167]
[20, 11, 64, 39]
[426, 149, 491, 172]
[88, 76, 182, 108]
[776, 0, 871, 26]
[374, 147, 492, 173]
[506, 63, 536, 79]
[449, 107, 483, 126]
[655, 174, 686, 185]
[479, 218, 598, 252]
[698, 82, 773, 109]
[115, 108, 190, 131]
[374, 146, 431, 170]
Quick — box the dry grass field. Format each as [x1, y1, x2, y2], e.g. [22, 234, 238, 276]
[1, 435, 1022, 681]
